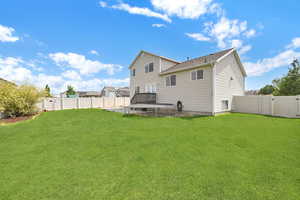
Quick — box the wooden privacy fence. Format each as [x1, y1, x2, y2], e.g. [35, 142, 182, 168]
[37, 97, 130, 111]
[232, 95, 300, 118]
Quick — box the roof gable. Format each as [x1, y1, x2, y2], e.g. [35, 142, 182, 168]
[129, 50, 179, 69]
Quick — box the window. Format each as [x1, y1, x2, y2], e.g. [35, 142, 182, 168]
[197, 70, 203, 79]
[191, 71, 196, 80]
[149, 63, 154, 72]
[191, 69, 204, 80]
[166, 76, 171, 87]
[145, 65, 149, 73]
[132, 69, 135, 76]
[222, 100, 229, 110]
[166, 75, 176, 87]
[145, 63, 154, 73]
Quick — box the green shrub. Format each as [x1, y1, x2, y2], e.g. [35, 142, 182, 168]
[0, 83, 44, 118]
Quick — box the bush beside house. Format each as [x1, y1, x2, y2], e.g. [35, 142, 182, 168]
[0, 82, 44, 118]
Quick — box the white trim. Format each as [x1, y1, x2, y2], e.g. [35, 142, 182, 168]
[212, 64, 216, 115]
[216, 48, 235, 63]
[190, 69, 204, 81]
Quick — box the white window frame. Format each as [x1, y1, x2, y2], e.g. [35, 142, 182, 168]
[145, 62, 154, 73]
[166, 75, 176, 87]
[191, 69, 204, 80]
[132, 68, 136, 77]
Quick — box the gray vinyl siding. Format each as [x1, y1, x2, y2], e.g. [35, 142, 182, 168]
[214, 53, 245, 112]
[158, 67, 213, 112]
[130, 53, 177, 98]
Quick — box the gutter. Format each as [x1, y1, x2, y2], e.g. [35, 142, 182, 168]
[159, 63, 213, 76]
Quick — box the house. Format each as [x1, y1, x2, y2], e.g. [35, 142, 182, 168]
[129, 48, 246, 115]
[100, 86, 130, 97]
[60, 91, 102, 98]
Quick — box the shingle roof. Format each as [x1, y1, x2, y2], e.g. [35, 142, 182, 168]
[160, 48, 234, 75]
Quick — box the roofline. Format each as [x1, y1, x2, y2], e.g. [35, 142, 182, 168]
[128, 50, 180, 69]
[159, 63, 213, 76]
[215, 48, 247, 77]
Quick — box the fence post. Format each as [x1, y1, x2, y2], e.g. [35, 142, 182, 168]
[42, 98, 46, 111]
[90, 97, 93, 108]
[271, 96, 275, 116]
[77, 98, 80, 109]
[114, 97, 116, 108]
[60, 98, 63, 110]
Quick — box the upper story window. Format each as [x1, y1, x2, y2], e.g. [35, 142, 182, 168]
[132, 69, 136, 77]
[145, 62, 154, 73]
[166, 75, 176, 87]
[191, 69, 204, 80]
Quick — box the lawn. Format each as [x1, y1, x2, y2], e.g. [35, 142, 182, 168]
[0, 109, 299, 200]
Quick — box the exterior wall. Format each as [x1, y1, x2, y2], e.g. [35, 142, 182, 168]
[158, 67, 213, 112]
[130, 53, 177, 98]
[214, 53, 245, 113]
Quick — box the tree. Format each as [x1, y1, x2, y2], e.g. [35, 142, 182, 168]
[44, 84, 52, 97]
[272, 59, 300, 96]
[66, 85, 76, 97]
[258, 84, 275, 95]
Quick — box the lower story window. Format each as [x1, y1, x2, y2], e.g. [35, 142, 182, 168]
[222, 100, 229, 110]
[166, 75, 176, 87]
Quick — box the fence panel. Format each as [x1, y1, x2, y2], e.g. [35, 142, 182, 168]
[79, 98, 91, 109]
[273, 96, 298, 118]
[39, 97, 130, 111]
[63, 98, 77, 110]
[233, 95, 299, 118]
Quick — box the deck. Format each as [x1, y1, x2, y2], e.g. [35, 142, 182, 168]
[124, 103, 175, 115]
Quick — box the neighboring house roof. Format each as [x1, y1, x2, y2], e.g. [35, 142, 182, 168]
[129, 50, 180, 69]
[101, 86, 130, 97]
[116, 87, 130, 97]
[60, 91, 101, 97]
[160, 48, 244, 75]
[77, 91, 101, 97]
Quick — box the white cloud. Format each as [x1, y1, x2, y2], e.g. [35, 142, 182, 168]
[0, 24, 19, 42]
[99, 1, 107, 8]
[90, 50, 99, 55]
[286, 37, 300, 49]
[62, 70, 81, 80]
[49, 52, 122, 75]
[109, 2, 172, 23]
[185, 33, 210, 41]
[152, 24, 166, 28]
[204, 16, 249, 49]
[244, 29, 256, 38]
[239, 45, 252, 55]
[0, 56, 129, 94]
[244, 49, 300, 76]
[150, 0, 215, 19]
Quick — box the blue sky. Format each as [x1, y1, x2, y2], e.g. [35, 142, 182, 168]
[1, 0, 300, 94]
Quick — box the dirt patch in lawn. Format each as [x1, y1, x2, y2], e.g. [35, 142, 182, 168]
[0, 114, 38, 125]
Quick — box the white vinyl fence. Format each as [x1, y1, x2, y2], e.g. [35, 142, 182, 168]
[37, 97, 130, 111]
[232, 95, 300, 118]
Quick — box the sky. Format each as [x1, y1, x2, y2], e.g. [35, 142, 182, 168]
[1, 0, 300, 95]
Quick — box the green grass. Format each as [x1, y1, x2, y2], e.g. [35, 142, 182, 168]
[0, 109, 299, 200]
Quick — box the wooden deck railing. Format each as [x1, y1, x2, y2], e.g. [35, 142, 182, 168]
[130, 93, 157, 104]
